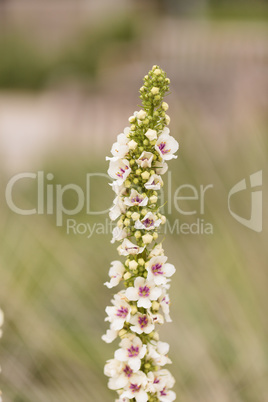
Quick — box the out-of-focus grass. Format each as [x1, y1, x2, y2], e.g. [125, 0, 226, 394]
[0, 114, 267, 401]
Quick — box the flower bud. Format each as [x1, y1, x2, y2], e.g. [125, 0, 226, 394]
[161, 215, 166, 224]
[131, 305, 138, 315]
[153, 232, 158, 240]
[119, 329, 128, 338]
[134, 231, 141, 239]
[125, 180, 131, 188]
[142, 233, 153, 244]
[137, 110, 147, 120]
[150, 195, 158, 204]
[128, 115, 135, 123]
[129, 260, 138, 270]
[124, 218, 130, 227]
[141, 209, 147, 216]
[162, 101, 169, 111]
[131, 212, 140, 221]
[141, 171, 150, 180]
[128, 140, 137, 150]
[123, 272, 131, 280]
[152, 301, 160, 311]
[151, 87, 159, 95]
[165, 114, 170, 125]
[145, 129, 157, 141]
[154, 68, 161, 76]
[138, 258, 145, 266]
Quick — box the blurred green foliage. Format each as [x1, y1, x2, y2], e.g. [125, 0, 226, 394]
[0, 121, 267, 401]
[0, 15, 138, 89]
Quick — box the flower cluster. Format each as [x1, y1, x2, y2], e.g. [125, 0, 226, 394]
[0, 308, 3, 402]
[103, 66, 178, 402]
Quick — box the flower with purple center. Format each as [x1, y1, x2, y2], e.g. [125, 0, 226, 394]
[144, 174, 163, 190]
[134, 212, 162, 231]
[108, 158, 131, 185]
[158, 386, 176, 402]
[125, 277, 162, 309]
[155, 129, 179, 161]
[120, 372, 148, 402]
[104, 292, 131, 332]
[127, 345, 140, 358]
[114, 336, 147, 371]
[146, 256, 176, 286]
[130, 312, 155, 335]
[123, 365, 133, 378]
[104, 261, 125, 289]
[136, 151, 154, 168]
[118, 239, 145, 256]
[147, 369, 175, 394]
[124, 189, 148, 207]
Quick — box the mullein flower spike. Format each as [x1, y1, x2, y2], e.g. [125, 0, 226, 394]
[103, 66, 179, 402]
[0, 308, 3, 402]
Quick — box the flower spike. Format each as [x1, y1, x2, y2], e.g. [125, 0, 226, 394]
[104, 66, 178, 402]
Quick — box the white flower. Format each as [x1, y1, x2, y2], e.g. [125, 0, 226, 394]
[121, 372, 149, 402]
[136, 151, 154, 169]
[142, 233, 153, 244]
[135, 212, 162, 231]
[108, 159, 131, 185]
[109, 142, 129, 160]
[128, 140, 138, 150]
[145, 129, 157, 141]
[155, 133, 178, 161]
[111, 227, 128, 243]
[109, 195, 127, 221]
[109, 181, 126, 196]
[105, 359, 146, 392]
[137, 110, 147, 120]
[158, 387, 176, 401]
[104, 261, 125, 289]
[147, 341, 171, 367]
[118, 130, 130, 144]
[114, 336, 147, 371]
[116, 398, 130, 402]
[118, 239, 145, 256]
[147, 369, 175, 393]
[129, 312, 155, 334]
[125, 277, 162, 309]
[123, 127, 131, 137]
[102, 328, 118, 343]
[149, 243, 164, 257]
[109, 203, 125, 221]
[105, 293, 131, 331]
[146, 256, 175, 285]
[124, 190, 148, 207]
[154, 161, 168, 175]
[145, 174, 163, 190]
[159, 292, 172, 322]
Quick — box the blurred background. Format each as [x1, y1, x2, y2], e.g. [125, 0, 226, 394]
[0, 0, 267, 401]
